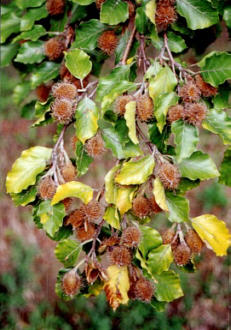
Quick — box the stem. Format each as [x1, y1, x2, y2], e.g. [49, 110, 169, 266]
[121, 24, 136, 65]
[88, 220, 104, 258]
[164, 34, 176, 76]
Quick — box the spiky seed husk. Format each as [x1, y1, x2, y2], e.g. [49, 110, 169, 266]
[157, 162, 180, 190]
[121, 227, 141, 248]
[36, 84, 51, 102]
[133, 277, 154, 302]
[195, 74, 218, 97]
[98, 30, 118, 56]
[155, 1, 177, 31]
[62, 269, 81, 296]
[162, 228, 175, 245]
[136, 95, 154, 122]
[185, 229, 203, 253]
[98, 236, 120, 253]
[95, 0, 105, 9]
[46, 0, 65, 16]
[148, 196, 162, 213]
[52, 82, 77, 100]
[132, 195, 151, 218]
[44, 37, 65, 61]
[62, 198, 72, 212]
[110, 246, 132, 266]
[183, 102, 207, 126]
[61, 162, 76, 182]
[115, 95, 133, 116]
[173, 243, 191, 265]
[52, 98, 74, 124]
[76, 223, 96, 242]
[167, 104, 184, 123]
[85, 201, 104, 224]
[178, 82, 201, 102]
[38, 176, 56, 200]
[85, 134, 105, 158]
[66, 207, 86, 228]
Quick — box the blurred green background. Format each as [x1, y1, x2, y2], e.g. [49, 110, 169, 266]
[0, 67, 230, 330]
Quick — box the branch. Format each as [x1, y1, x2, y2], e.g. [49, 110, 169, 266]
[121, 24, 136, 65]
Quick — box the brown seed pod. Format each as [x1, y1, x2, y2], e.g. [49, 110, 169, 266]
[133, 277, 154, 302]
[52, 98, 74, 124]
[132, 195, 151, 218]
[46, 0, 65, 16]
[85, 134, 105, 158]
[38, 176, 56, 200]
[61, 162, 76, 182]
[195, 74, 218, 97]
[148, 196, 162, 213]
[62, 198, 73, 212]
[62, 269, 81, 296]
[162, 228, 175, 245]
[110, 246, 132, 266]
[85, 200, 104, 224]
[183, 102, 207, 126]
[95, 0, 105, 9]
[44, 37, 65, 61]
[52, 82, 77, 100]
[115, 95, 133, 116]
[66, 207, 86, 228]
[136, 95, 154, 122]
[85, 263, 100, 283]
[98, 236, 121, 253]
[155, 1, 177, 32]
[173, 243, 191, 265]
[178, 81, 201, 103]
[36, 84, 51, 102]
[185, 229, 203, 253]
[98, 30, 118, 56]
[157, 162, 180, 190]
[76, 223, 96, 242]
[121, 226, 141, 248]
[167, 104, 184, 123]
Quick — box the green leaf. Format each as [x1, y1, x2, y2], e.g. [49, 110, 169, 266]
[219, 149, 231, 187]
[148, 123, 170, 153]
[15, 41, 45, 64]
[1, 43, 19, 68]
[166, 31, 187, 53]
[100, 0, 129, 25]
[75, 97, 99, 144]
[202, 109, 231, 145]
[71, 0, 94, 4]
[30, 62, 60, 88]
[6, 146, 52, 194]
[13, 81, 31, 105]
[12, 25, 46, 43]
[105, 164, 121, 204]
[147, 245, 173, 275]
[15, 0, 45, 9]
[213, 88, 231, 110]
[65, 48, 92, 80]
[20, 5, 48, 31]
[155, 271, 183, 302]
[11, 185, 37, 206]
[177, 178, 200, 194]
[37, 200, 65, 237]
[73, 19, 106, 51]
[103, 206, 120, 229]
[155, 92, 178, 133]
[115, 155, 155, 185]
[124, 101, 139, 144]
[75, 141, 93, 177]
[138, 226, 162, 258]
[145, 60, 162, 80]
[198, 52, 231, 87]
[55, 239, 81, 268]
[176, 0, 219, 30]
[135, 6, 149, 34]
[51, 181, 93, 205]
[115, 30, 130, 64]
[1, 12, 21, 43]
[178, 151, 220, 180]
[172, 120, 199, 163]
[223, 6, 231, 28]
[145, 0, 156, 25]
[166, 192, 190, 223]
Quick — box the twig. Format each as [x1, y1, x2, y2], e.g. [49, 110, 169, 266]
[121, 24, 136, 65]
[164, 33, 176, 76]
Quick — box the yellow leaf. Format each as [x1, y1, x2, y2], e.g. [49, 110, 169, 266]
[40, 213, 49, 225]
[105, 164, 121, 204]
[116, 185, 137, 215]
[51, 181, 93, 205]
[145, 0, 156, 25]
[191, 214, 231, 256]
[124, 101, 139, 144]
[103, 206, 121, 230]
[153, 178, 168, 212]
[104, 265, 130, 310]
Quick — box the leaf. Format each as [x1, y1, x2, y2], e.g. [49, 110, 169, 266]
[6, 146, 52, 194]
[75, 97, 99, 144]
[147, 245, 173, 275]
[1, 43, 19, 68]
[15, 0, 45, 9]
[153, 178, 168, 212]
[55, 239, 81, 268]
[73, 19, 106, 51]
[172, 120, 199, 163]
[202, 109, 231, 145]
[30, 62, 60, 88]
[37, 200, 66, 237]
[1, 11, 21, 43]
[11, 185, 37, 206]
[166, 192, 190, 223]
[124, 101, 139, 144]
[71, 0, 94, 4]
[15, 41, 45, 64]
[135, 6, 149, 34]
[115, 30, 130, 65]
[115, 155, 155, 185]
[103, 206, 120, 229]
[103, 265, 130, 310]
[178, 151, 219, 180]
[148, 122, 171, 153]
[51, 181, 93, 205]
[191, 214, 231, 256]
[12, 25, 46, 43]
[155, 92, 178, 133]
[166, 31, 187, 53]
[138, 225, 162, 258]
[75, 141, 93, 177]
[116, 186, 137, 215]
[219, 149, 231, 187]
[213, 88, 231, 110]
[100, 0, 129, 25]
[65, 49, 92, 80]
[176, 0, 219, 30]
[155, 271, 183, 302]
[177, 178, 200, 194]
[20, 5, 48, 31]
[198, 52, 231, 87]
[223, 6, 231, 28]
[105, 164, 121, 204]
[145, 0, 156, 25]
